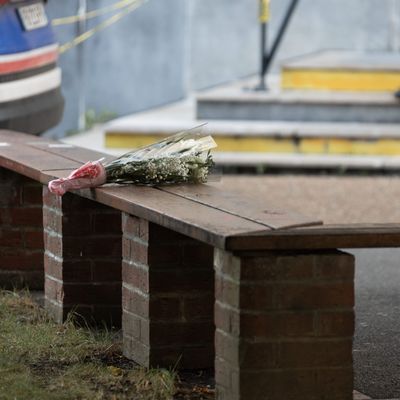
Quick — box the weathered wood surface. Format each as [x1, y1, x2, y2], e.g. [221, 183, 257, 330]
[3, 129, 400, 251]
[226, 223, 400, 250]
[0, 142, 79, 181]
[162, 183, 321, 229]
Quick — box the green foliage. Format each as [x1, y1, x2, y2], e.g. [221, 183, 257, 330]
[84, 109, 118, 130]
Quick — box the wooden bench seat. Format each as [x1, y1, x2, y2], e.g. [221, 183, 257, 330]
[1, 129, 393, 400]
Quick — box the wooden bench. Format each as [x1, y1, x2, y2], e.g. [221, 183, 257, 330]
[3, 129, 399, 400]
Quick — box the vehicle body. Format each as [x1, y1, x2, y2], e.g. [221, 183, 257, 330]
[0, 0, 64, 135]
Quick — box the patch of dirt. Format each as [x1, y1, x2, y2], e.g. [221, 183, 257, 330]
[174, 369, 215, 400]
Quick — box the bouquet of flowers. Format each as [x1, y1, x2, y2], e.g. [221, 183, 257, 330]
[48, 130, 217, 196]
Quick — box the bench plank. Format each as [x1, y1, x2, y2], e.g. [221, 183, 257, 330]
[89, 185, 273, 249]
[39, 167, 272, 249]
[227, 223, 400, 250]
[162, 183, 322, 229]
[28, 142, 115, 166]
[0, 142, 80, 181]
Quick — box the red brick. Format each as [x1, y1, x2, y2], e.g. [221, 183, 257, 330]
[42, 186, 61, 209]
[236, 369, 352, 400]
[182, 243, 214, 267]
[11, 207, 42, 226]
[43, 207, 62, 233]
[0, 253, 43, 271]
[93, 212, 121, 234]
[240, 312, 314, 338]
[123, 237, 148, 265]
[92, 305, 121, 327]
[62, 282, 121, 305]
[62, 261, 93, 282]
[122, 311, 142, 340]
[148, 244, 183, 265]
[149, 296, 182, 320]
[0, 209, 10, 224]
[0, 185, 20, 205]
[45, 277, 63, 304]
[148, 344, 214, 369]
[215, 356, 233, 390]
[122, 261, 148, 291]
[183, 294, 214, 321]
[278, 339, 353, 368]
[240, 284, 275, 310]
[215, 274, 240, 308]
[215, 329, 239, 364]
[241, 253, 314, 281]
[63, 236, 121, 257]
[123, 335, 150, 366]
[215, 301, 240, 335]
[214, 248, 241, 281]
[0, 229, 23, 247]
[150, 268, 213, 293]
[0, 270, 43, 290]
[22, 185, 42, 205]
[92, 261, 121, 282]
[314, 252, 355, 280]
[44, 231, 62, 257]
[122, 214, 148, 241]
[122, 285, 149, 317]
[44, 253, 62, 280]
[24, 231, 44, 249]
[62, 192, 100, 210]
[316, 310, 355, 337]
[238, 369, 319, 400]
[148, 222, 188, 243]
[149, 321, 213, 346]
[61, 213, 93, 236]
[239, 341, 279, 369]
[276, 282, 355, 310]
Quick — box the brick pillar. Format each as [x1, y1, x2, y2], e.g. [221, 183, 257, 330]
[0, 168, 44, 289]
[214, 249, 355, 400]
[43, 187, 122, 326]
[122, 213, 214, 369]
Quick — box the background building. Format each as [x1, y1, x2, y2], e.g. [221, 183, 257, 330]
[46, 0, 400, 137]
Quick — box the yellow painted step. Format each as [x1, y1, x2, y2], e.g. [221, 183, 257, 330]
[105, 132, 400, 156]
[282, 68, 400, 92]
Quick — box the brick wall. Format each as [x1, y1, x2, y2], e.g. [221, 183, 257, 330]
[215, 249, 355, 400]
[0, 168, 44, 289]
[122, 213, 215, 369]
[43, 187, 122, 326]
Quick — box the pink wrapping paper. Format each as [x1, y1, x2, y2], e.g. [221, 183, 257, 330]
[48, 160, 107, 196]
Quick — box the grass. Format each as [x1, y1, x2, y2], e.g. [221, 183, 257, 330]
[0, 289, 194, 400]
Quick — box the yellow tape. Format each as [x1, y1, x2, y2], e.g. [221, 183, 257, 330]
[259, 0, 270, 23]
[58, 0, 147, 54]
[52, 0, 137, 26]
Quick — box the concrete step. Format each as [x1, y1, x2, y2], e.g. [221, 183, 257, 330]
[101, 98, 400, 170]
[281, 50, 400, 92]
[105, 116, 400, 156]
[196, 88, 400, 123]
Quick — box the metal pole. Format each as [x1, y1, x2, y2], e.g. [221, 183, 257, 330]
[77, 0, 87, 131]
[262, 0, 299, 77]
[254, 0, 300, 91]
[256, 0, 270, 90]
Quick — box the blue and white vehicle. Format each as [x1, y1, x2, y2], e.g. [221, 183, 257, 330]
[0, 0, 64, 134]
